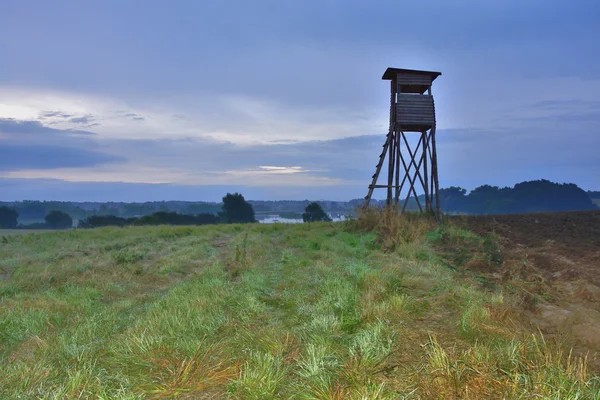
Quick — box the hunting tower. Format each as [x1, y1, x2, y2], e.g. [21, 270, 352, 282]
[364, 67, 441, 217]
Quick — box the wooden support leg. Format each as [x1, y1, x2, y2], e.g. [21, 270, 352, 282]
[422, 130, 430, 212]
[387, 132, 395, 206]
[394, 132, 401, 205]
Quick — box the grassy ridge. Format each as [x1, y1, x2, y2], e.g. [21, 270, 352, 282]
[0, 219, 598, 398]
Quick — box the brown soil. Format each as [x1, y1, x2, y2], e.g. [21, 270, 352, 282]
[451, 210, 600, 368]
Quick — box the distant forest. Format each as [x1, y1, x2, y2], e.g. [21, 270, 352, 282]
[436, 180, 598, 215]
[0, 179, 598, 224]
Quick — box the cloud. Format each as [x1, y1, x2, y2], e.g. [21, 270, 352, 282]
[69, 115, 95, 124]
[123, 112, 145, 121]
[0, 116, 374, 187]
[258, 166, 305, 173]
[0, 118, 94, 136]
[0, 118, 121, 171]
[0, 178, 365, 202]
[0, 144, 122, 170]
[0, 87, 381, 143]
[39, 111, 73, 119]
[1, 120, 599, 201]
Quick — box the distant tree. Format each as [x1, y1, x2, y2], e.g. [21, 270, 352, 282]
[0, 206, 19, 229]
[437, 180, 597, 215]
[438, 186, 467, 212]
[193, 213, 220, 225]
[181, 203, 222, 215]
[219, 193, 256, 224]
[45, 210, 73, 229]
[512, 180, 595, 212]
[302, 202, 332, 222]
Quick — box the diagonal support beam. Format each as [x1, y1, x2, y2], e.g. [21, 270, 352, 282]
[399, 133, 426, 212]
[403, 132, 432, 212]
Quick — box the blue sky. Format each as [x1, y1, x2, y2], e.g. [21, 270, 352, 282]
[1, 0, 599, 201]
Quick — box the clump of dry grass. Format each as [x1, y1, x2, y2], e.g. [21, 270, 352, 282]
[418, 334, 600, 399]
[142, 339, 238, 399]
[349, 206, 437, 252]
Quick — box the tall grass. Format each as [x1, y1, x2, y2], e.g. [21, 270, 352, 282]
[0, 220, 597, 398]
[349, 206, 436, 252]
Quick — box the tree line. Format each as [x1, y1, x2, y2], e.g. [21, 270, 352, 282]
[438, 180, 597, 214]
[0, 192, 333, 229]
[0, 198, 349, 222]
[0, 193, 258, 229]
[2, 180, 595, 228]
[0, 208, 74, 230]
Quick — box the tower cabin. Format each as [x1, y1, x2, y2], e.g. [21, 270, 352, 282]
[382, 67, 441, 132]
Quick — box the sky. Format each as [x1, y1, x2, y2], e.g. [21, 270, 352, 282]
[1, 0, 599, 202]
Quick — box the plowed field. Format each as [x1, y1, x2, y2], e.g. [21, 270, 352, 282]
[454, 210, 600, 368]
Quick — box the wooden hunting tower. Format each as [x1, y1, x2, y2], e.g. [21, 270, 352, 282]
[364, 67, 441, 216]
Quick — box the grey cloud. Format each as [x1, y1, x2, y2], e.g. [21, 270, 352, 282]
[103, 119, 600, 192]
[69, 115, 95, 124]
[2, 122, 598, 202]
[0, 144, 122, 170]
[106, 133, 386, 184]
[0, 119, 119, 171]
[0, 118, 95, 136]
[39, 111, 74, 119]
[121, 113, 145, 121]
[1, 116, 598, 200]
[0, 178, 364, 202]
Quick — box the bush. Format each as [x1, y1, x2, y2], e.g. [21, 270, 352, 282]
[219, 193, 256, 224]
[0, 206, 19, 229]
[349, 206, 436, 252]
[302, 202, 332, 222]
[45, 210, 73, 229]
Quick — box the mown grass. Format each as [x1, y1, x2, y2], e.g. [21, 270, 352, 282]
[0, 214, 598, 399]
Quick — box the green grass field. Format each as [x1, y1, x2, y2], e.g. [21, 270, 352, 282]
[1, 218, 598, 399]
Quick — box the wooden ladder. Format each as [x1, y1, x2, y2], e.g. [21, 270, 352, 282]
[364, 132, 392, 207]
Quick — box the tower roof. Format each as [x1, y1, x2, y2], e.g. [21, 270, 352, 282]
[382, 67, 442, 81]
